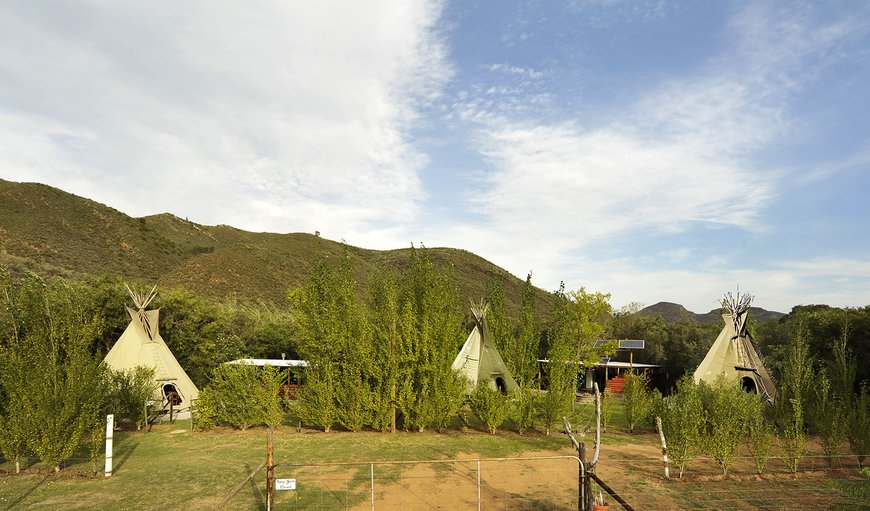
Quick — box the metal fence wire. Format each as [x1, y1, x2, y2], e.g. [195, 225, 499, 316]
[270, 456, 582, 511]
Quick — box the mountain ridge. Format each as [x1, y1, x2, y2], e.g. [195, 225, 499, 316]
[635, 301, 785, 324]
[0, 178, 554, 317]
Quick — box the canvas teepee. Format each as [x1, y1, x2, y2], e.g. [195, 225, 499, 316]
[693, 291, 776, 403]
[104, 285, 199, 414]
[451, 301, 519, 394]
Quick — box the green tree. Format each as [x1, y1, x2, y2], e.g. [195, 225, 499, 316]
[367, 269, 401, 433]
[747, 395, 776, 474]
[106, 366, 157, 430]
[469, 381, 511, 434]
[199, 363, 285, 430]
[512, 385, 538, 434]
[395, 246, 465, 432]
[809, 369, 849, 466]
[514, 273, 542, 388]
[701, 376, 754, 475]
[623, 371, 654, 433]
[848, 382, 870, 468]
[776, 325, 813, 473]
[6, 275, 108, 472]
[658, 375, 705, 478]
[292, 246, 371, 431]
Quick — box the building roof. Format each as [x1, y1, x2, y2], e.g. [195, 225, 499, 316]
[224, 358, 308, 368]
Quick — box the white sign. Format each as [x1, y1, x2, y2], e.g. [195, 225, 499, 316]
[275, 478, 297, 491]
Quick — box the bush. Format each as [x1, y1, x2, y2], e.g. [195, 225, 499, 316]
[748, 396, 776, 474]
[658, 375, 705, 478]
[809, 369, 849, 466]
[470, 381, 511, 434]
[849, 382, 870, 468]
[701, 376, 754, 475]
[512, 386, 538, 434]
[600, 388, 614, 433]
[201, 363, 286, 430]
[623, 372, 654, 433]
[106, 366, 157, 430]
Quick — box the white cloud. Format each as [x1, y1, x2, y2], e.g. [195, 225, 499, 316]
[431, 2, 870, 309]
[0, 1, 449, 243]
[582, 256, 870, 313]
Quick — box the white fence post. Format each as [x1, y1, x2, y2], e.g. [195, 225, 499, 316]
[104, 414, 114, 477]
[370, 463, 375, 511]
[477, 459, 481, 511]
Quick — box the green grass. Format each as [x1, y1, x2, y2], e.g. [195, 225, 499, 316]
[0, 420, 574, 511]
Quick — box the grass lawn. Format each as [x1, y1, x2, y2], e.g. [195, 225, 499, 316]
[1, 401, 867, 510]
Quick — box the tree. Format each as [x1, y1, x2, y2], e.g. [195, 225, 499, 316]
[198, 363, 285, 430]
[658, 375, 705, 478]
[470, 381, 511, 434]
[367, 269, 401, 433]
[512, 385, 538, 434]
[394, 246, 465, 432]
[623, 371, 654, 433]
[775, 325, 813, 473]
[106, 366, 157, 430]
[702, 376, 754, 475]
[809, 369, 849, 466]
[514, 273, 542, 388]
[848, 382, 870, 468]
[748, 395, 776, 474]
[292, 246, 371, 431]
[1, 275, 108, 472]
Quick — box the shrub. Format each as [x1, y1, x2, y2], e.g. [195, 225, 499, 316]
[600, 388, 614, 433]
[106, 366, 157, 430]
[623, 372, 654, 433]
[298, 361, 337, 432]
[659, 375, 705, 478]
[701, 376, 754, 475]
[748, 396, 776, 474]
[512, 386, 538, 434]
[203, 363, 285, 430]
[849, 382, 870, 468]
[809, 369, 849, 466]
[470, 381, 511, 434]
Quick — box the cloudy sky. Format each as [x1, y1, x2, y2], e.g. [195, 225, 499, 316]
[2, 1, 868, 312]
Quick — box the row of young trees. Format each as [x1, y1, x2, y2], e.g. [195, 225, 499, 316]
[629, 321, 870, 478]
[288, 246, 617, 435]
[0, 271, 157, 473]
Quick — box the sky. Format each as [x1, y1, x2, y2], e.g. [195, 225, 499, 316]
[1, 0, 868, 313]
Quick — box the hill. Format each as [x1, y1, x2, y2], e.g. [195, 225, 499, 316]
[0, 179, 555, 318]
[636, 301, 785, 324]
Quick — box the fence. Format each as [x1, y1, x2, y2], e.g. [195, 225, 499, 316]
[239, 455, 585, 510]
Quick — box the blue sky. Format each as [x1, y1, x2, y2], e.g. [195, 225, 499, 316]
[1, 1, 868, 312]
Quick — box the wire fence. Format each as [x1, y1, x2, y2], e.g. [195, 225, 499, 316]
[3, 451, 867, 510]
[261, 456, 582, 511]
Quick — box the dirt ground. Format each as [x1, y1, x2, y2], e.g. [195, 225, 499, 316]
[273, 433, 867, 510]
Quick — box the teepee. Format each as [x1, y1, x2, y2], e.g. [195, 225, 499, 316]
[104, 285, 199, 414]
[451, 301, 519, 394]
[693, 291, 776, 403]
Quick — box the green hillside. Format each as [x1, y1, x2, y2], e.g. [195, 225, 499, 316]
[636, 301, 784, 324]
[0, 179, 555, 318]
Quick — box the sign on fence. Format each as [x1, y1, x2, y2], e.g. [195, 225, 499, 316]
[275, 478, 297, 491]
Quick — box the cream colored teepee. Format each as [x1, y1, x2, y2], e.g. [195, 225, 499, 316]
[104, 285, 199, 413]
[452, 301, 519, 395]
[693, 291, 776, 404]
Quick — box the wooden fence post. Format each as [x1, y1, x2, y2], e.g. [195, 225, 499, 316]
[656, 417, 670, 480]
[266, 428, 274, 511]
